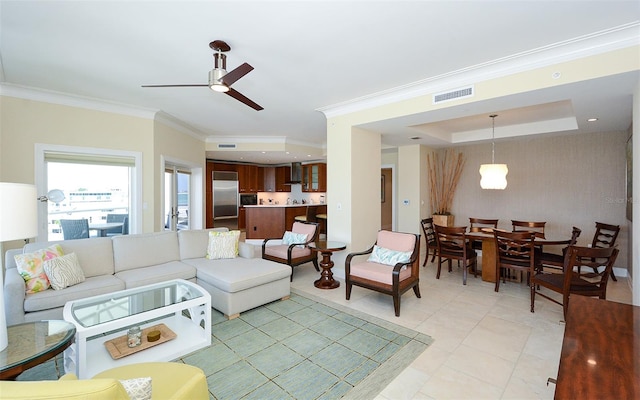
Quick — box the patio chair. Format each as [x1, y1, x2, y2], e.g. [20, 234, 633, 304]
[59, 219, 90, 240]
[345, 230, 420, 317]
[105, 213, 128, 236]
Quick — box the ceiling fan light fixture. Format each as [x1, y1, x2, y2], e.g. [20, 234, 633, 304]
[209, 69, 229, 92]
[209, 83, 229, 93]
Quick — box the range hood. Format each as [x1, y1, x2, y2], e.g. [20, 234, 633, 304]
[284, 162, 302, 184]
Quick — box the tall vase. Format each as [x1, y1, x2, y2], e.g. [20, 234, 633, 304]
[432, 214, 454, 227]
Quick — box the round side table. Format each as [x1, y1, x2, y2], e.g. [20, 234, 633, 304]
[0, 320, 76, 380]
[309, 240, 346, 289]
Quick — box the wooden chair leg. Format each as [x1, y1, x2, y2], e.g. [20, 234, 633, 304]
[413, 284, 421, 298]
[346, 283, 352, 300]
[393, 295, 400, 317]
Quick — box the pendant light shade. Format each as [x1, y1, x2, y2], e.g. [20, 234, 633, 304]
[480, 163, 508, 189]
[479, 114, 508, 190]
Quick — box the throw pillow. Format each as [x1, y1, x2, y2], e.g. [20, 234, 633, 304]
[206, 230, 241, 260]
[367, 245, 412, 266]
[14, 244, 64, 294]
[42, 252, 86, 290]
[282, 231, 308, 247]
[119, 377, 152, 400]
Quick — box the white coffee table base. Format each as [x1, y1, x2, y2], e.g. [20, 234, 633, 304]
[63, 280, 211, 379]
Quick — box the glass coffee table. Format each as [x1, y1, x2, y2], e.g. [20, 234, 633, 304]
[63, 279, 211, 378]
[0, 320, 75, 380]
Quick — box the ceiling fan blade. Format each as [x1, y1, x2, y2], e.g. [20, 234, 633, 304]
[141, 84, 208, 88]
[220, 63, 254, 86]
[226, 88, 263, 111]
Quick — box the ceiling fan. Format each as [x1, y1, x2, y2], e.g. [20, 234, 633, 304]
[142, 40, 263, 111]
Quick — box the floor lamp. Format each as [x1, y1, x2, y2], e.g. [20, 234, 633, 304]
[0, 182, 38, 351]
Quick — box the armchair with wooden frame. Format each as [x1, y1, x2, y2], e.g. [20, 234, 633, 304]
[531, 245, 619, 318]
[493, 230, 536, 294]
[434, 225, 478, 285]
[345, 230, 420, 317]
[262, 221, 319, 281]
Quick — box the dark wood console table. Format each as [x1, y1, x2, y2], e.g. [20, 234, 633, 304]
[554, 296, 639, 399]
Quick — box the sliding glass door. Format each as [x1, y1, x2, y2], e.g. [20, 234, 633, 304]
[164, 165, 190, 231]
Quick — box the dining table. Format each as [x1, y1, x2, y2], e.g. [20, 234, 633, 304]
[88, 222, 123, 237]
[466, 229, 573, 282]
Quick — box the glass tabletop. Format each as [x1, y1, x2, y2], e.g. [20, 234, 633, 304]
[0, 320, 75, 373]
[309, 240, 347, 251]
[70, 280, 203, 328]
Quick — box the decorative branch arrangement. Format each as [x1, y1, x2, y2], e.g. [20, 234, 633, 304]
[427, 149, 465, 215]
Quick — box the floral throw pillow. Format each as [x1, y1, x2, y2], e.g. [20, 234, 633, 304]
[14, 244, 64, 294]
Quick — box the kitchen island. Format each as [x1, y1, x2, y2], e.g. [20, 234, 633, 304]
[244, 204, 327, 239]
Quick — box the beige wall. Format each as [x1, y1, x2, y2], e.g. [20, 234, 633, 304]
[0, 96, 206, 240]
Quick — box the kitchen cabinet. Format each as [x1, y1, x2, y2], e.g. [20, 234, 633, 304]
[262, 167, 276, 192]
[238, 164, 259, 193]
[256, 166, 265, 192]
[275, 166, 291, 192]
[302, 163, 326, 192]
[238, 207, 246, 230]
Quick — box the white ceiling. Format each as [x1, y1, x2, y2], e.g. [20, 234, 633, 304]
[1, 1, 639, 164]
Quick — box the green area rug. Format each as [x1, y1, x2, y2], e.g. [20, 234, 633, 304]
[19, 289, 433, 399]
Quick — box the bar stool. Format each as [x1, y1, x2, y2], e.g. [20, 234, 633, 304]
[316, 213, 327, 237]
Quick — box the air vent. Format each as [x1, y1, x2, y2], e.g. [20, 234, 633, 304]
[433, 85, 474, 104]
[217, 143, 236, 149]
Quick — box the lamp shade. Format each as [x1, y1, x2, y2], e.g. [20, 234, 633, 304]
[479, 164, 508, 190]
[0, 182, 38, 241]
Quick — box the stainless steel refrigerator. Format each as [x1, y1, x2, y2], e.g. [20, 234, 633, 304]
[212, 171, 239, 230]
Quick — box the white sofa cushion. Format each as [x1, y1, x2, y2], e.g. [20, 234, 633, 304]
[185, 258, 291, 293]
[112, 232, 180, 272]
[24, 237, 115, 279]
[178, 228, 228, 259]
[115, 261, 196, 289]
[24, 275, 125, 313]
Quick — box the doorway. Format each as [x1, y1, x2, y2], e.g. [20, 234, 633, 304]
[164, 165, 191, 231]
[381, 168, 393, 231]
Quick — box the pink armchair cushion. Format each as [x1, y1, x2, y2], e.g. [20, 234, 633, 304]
[264, 245, 311, 259]
[292, 222, 316, 239]
[376, 230, 416, 252]
[349, 261, 412, 285]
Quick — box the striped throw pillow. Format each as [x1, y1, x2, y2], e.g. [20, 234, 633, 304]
[42, 252, 85, 290]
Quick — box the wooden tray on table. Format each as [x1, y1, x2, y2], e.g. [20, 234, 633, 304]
[104, 323, 176, 360]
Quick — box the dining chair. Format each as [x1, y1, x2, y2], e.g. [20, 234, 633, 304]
[420, 218, 438, 266]
[589, 222, 620, 281]
[538, 226, 581, 272]
[59, 219, 90, 240]
[493, 230, 536, 293]
[511, 220, 546, 239]
[469, 218, 498, 250]
[345, 230, 420, 317]
[262, 221, 319, 281]
[434, 225, 478, 285]
[531, 245, 619, 318]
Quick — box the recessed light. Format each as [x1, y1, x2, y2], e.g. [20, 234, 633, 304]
[587, 118, 598, 122]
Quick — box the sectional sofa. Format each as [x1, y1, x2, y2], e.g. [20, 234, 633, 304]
[4, 228, 292, 325]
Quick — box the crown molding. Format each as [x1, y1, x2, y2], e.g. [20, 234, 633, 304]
[154, 111, 208, 140]
[0, 83, 158, 120]
[317, 22, 640, 119]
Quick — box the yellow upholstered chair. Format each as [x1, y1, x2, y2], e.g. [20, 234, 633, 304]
[0, 362, 208, 400]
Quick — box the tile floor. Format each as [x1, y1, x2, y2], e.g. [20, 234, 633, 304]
[290, 257, 633, 399]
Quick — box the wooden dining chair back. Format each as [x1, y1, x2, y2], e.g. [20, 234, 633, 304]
[59, 219, 90, 240]
[511, 220, 546, 239]
[538, 226, 581, 272]
[262, 221, 320, 281]
[532, 245, 619, 318]
[469, 218, 498, 250]
[493, 230, 536, 293]
[420, 218, 438, 266]
[345, 230, 420, 317]
[434, 225, 478, 285]
[590, 222, 621, 281]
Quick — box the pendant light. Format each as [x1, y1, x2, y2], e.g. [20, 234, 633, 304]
[479, 114, 508, 189]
